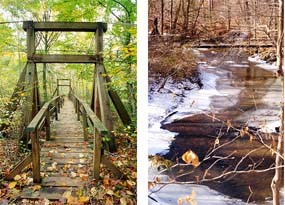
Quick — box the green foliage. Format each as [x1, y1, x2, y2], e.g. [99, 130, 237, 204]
[0, 0, 137, 137]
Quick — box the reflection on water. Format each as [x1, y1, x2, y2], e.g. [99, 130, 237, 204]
[162, 48, 283, 203]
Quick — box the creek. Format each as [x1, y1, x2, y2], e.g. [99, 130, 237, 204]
[148, 48, 283, 204]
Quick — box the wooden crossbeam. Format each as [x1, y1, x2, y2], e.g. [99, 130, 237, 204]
[5, 154, 32, 180]
[29, 54, 98, 63]
[23, 21, 107, 32]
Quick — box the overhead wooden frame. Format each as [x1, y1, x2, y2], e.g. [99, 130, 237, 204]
[23, 21, 107, 32]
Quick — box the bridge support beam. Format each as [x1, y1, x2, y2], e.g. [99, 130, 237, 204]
[91, 26, 116, 152]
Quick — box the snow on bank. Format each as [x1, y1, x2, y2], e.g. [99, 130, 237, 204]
[148, 67, 222, 155]
[248, 54, 278, 72]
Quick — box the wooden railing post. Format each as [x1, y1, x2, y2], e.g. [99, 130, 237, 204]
[77, 100, 80, 121]
[82, 108, 88, 141]
[93, 130, 102, 180]
[31, 131, 40, 183]
[57, 99, 61, 113]
[46, 108, 50, 141]
[55, 102, 58, 120]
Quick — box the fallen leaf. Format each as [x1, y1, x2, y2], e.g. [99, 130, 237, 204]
[31, 185, 41, 192]
[8, 181, 17, 189]
[106, 197, 113, 205]
[106, 190, 114, 196]
[126, 190, 134, 195]
[120, 197, 127, 205]
[62, 190, 72, 199]
[13, 175, 21, 181]
[103, 177, 110, 186]
[90, 187, 97, 197]
[70, 172, 77, 178]
[79, 196, 89, 204]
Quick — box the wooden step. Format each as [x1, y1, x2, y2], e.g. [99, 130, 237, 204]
[42, 176, 86, 187]
[20, 187, 82, 201]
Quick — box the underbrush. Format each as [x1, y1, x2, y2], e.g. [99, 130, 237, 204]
[148, 36, 198, 83]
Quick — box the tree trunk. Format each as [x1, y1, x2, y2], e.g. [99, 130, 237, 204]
[170, 0, 173, 33]
[161, 0, 164, 35]
[277, 0, 284, 76]
[271, 2, 284, 204]
[173, 0, 182, 31]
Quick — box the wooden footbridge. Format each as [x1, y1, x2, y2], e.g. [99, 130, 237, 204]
[2, 21, 131, 200]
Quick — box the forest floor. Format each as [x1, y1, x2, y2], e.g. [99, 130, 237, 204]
[0, 108, 137, 204]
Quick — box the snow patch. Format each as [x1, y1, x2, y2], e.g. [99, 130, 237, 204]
[248, 54, 278, 72]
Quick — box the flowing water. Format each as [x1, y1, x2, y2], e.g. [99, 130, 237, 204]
[150, 48, 283, 204]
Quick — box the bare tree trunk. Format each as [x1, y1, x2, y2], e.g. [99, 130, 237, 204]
[226, 0, 231, 31]
[182, 0, 191, 32]
[271, 2, 284, 204]
[277, 0, 284, 76]
[170, 0, 173, 33]
[161, 0, 164, 35]
[173, 0, 182, 31]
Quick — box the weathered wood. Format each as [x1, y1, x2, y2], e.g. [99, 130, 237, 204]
[96, 64, 116, 151]
[42, 176, 84, 187]
[23, 21, 107, 32]
[93, 130, 101, 180]
[82, 109, 88, 141]
[45, 109, 51, 141]
[26, 96, 60, 132]
[72, 93, 108, 135]
[29, 54, 98, 63]
[102, 65, 131, 126]
[20, 187, 67, 201]
[23, 63, 38, 144]
[5, 154, 32, 180]
[101, 155, 126, 179]
[191, 44, 274, 48]
[31, 132, 41, 183]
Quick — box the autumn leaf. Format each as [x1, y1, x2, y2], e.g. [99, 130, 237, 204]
[240, 126, 248, 137]
[79, 196, 89, 204]
[106, 197, 114, 205]
[106, 190, 114, 196]
[120, 197, 127, 205]
[182, 150, 200, 167]
[8, 181, 17, 189]
[226, 120, 232, 132]
[13, 175, 21, 181]
[177, 197, 183, 205]
[31, 185, 41, 192]
[103, 177, 110, 186]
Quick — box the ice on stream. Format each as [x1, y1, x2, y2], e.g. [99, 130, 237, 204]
[248, 54, 278, 72]
[148, 49, 282, 204]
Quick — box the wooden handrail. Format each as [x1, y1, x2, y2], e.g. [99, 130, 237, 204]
[26, 95, 63, 183]
[69, 91, 108, 179]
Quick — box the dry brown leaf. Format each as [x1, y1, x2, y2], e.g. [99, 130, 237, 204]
[182, 150, 200, 167]
[240, 126, 248, 137]
[106, 197, 113, 205]
[226, 120, 232, 132]
[103, 177, 110, 186]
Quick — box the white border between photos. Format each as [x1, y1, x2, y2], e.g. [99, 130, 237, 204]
[137, 1, 148, 204]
